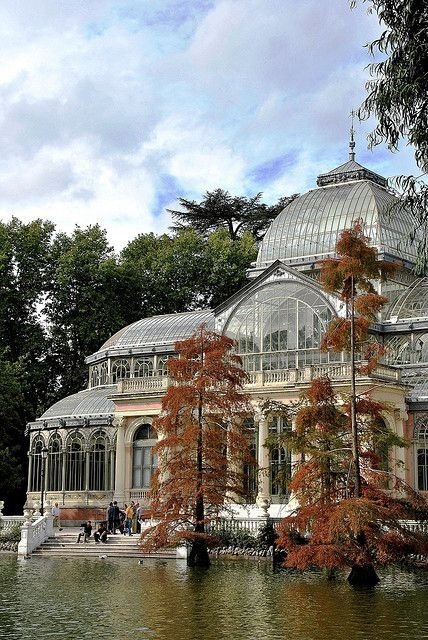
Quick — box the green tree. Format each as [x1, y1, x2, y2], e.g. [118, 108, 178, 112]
[168, 188, 297, 241]
[0, 218, 54, 409]
[120, 229, 207, 317]
[201, 229, 257, 308]
[0, 218, 55, 511]
[45, 225, 128, 398]
[140, 326, 252, 567]
[354, 0, 428, 271]
[0, 357, 28, 512]
[121, 228, 258, 313]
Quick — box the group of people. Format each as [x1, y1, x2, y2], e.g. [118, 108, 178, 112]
[106, 500, 146, 536]
[51, 500, 147, 544]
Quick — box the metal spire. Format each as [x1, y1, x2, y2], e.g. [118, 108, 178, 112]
[349, 110, 356, 161]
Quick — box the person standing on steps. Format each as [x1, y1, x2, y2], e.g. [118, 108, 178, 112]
[107, 502, 115, 534]
[113, 501, 121, 534]
[52, 502, 63, 531]
[125, 502, 134, 536]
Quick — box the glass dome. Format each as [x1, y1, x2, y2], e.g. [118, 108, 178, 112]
[96, 310, 214, 353]
[40, 386, 116, 420]
[257, 162, 419, 267]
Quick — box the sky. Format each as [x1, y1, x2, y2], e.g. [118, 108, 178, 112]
[0, 0, 420, 251]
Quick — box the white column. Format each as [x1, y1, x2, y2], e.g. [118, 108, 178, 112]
[113, 417, 126, 504]
[392, 408, 407, 484]
[256, 414, 270, 508]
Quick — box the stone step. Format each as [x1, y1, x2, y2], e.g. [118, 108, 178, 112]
[33, 533, 178, 559]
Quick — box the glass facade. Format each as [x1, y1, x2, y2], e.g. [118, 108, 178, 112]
[225, 280, 334, 371]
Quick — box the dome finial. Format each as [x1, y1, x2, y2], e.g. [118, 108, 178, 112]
[349, 109, 356, 161]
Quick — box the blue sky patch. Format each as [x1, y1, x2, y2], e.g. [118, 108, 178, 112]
[249, 152, 298, 185]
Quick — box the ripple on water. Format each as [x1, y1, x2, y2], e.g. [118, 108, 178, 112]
[0, 556, 427, 640]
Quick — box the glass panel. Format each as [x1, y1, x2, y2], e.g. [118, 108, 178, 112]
[225, 280, 334, 375]
[111, 359, 131, 383]
[47, 437, 62, 492]
[65, 434, 85, 491]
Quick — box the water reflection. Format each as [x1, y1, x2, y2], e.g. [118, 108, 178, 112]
[1, 556, 427, 640]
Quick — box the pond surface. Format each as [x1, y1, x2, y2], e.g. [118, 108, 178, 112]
[0, 555, 427, 640]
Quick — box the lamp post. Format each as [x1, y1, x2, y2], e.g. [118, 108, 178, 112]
[40, 447, 48, 516]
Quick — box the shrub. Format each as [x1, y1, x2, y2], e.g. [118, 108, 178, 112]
[0, 523, 22, 543]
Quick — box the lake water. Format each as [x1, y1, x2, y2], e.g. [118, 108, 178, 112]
[1, 555, 427, 640]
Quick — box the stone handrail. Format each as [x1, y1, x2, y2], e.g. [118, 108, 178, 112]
[17, 510, 54, 557]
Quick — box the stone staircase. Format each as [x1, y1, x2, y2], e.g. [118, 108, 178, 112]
[32, 528, 179, 559]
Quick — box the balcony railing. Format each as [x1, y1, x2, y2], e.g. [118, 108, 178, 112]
[244, 362, 400, 387]
[116, 362, 400, 395]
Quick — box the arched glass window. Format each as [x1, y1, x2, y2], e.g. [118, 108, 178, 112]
[269, 416, 291, 500]
[47, 434, 63, 492]
[65, 432, 85, 491]
[100, 362, 108, 385]
[111, 359, 131, 383]
[30, 437, 45, 492]
[225, 281, 335, 372]
[157, 356, 169, 376]
[88, 431, 109, 491]
[134, 358, 154, 378]
[132, 424, 157, 488]
[90, 366, 100, 388]
[415, 415, 428, 491]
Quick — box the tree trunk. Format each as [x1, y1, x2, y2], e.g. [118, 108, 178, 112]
[187, 385, 211, 568]
[347, 563, 380, 586]
[187, 538, 211, 567]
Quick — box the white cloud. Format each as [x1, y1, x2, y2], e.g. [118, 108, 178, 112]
[0, 0, 421, 250]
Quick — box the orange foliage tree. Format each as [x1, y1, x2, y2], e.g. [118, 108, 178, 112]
[277, 222, 428, 584]
[140, 325, 253, 567]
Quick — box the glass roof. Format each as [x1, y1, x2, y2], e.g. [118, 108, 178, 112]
[100, 310, 214, 351]
[257, 175, 418, 267]
[40, 386, 116, 420]
[403, 368, 428, 401]
[387, 278, 428, 321]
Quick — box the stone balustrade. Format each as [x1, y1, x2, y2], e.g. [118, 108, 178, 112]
[118, 376, 169, 393]
[129, 489, 152, 503]
[246, 362, 400, 388]
[116, 362, 400, 396]
[0, 500, 25, 532]
[400, 520, 428, 534]
[0, 516, 25, 531]
[17, 506, 54, 557]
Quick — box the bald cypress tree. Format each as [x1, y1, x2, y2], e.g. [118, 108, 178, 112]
[140, 326, 252, 567]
